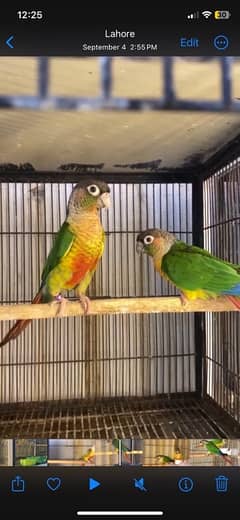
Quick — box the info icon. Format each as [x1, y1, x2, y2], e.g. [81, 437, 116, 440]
[178, 477, 194, 493]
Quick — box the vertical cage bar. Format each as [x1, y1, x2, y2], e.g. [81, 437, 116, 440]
[220, 57, 232, 109]
[99, 57, 112, 99]
[38, 57, 49, 99]
[192, 178, 206, 398]
[162, 57, 175, 105]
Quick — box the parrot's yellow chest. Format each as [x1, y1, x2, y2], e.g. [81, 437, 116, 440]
[48, 211, 104, 294]
[181, 288, 209, 300]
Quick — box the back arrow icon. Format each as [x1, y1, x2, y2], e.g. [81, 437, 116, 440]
[6, 35, 14, 49]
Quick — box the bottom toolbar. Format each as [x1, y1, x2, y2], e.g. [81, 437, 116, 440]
[0, 467, 239, 518]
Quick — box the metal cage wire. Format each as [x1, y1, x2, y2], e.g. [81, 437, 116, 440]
[0, 167, 239, 438]
[203, 158, 240, 423]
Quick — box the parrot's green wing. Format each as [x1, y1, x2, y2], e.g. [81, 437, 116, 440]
[41, 221, 74, 283]
[156, 454, 174, 463]
[162, 241, 240, 294]
[20, 455, 47, 466]
[205, 441, 221, 455]
[210, 439, 225, 447]
[177, 243, 240, 269]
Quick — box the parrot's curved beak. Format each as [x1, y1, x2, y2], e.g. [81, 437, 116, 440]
[98, 192, 111, 209]
[136, 241, 144, 255]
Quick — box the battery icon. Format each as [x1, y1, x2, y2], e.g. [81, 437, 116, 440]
[214, 10, 231, 19]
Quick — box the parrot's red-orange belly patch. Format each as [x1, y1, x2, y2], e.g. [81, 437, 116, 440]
[65, 271, 85, 288]
[65, 256, 91, 288]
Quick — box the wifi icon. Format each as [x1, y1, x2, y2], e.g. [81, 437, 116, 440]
[202, 10, 212, 19]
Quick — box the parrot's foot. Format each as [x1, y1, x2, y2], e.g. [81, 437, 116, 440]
[180, 293, 188, 306]
[79, 294, 91, 315]
[53, 294, 68, 317]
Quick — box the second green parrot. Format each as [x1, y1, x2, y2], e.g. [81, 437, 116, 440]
[155, 454, 175, 465]
[19, 455, 48, 466]
[155, 449, 184, 465]
[136, 228, 240, 308]
[201, 440, 232, 464]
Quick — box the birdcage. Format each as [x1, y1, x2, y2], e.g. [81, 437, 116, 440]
[0, 56, 239, 439]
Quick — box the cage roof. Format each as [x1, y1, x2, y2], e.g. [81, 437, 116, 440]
[0, 57, 240, 175]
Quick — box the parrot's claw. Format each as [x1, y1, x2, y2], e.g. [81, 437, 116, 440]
[53, 294, 68, 317]
[79, 294, 91, 315]
[180, 293, 188, 306]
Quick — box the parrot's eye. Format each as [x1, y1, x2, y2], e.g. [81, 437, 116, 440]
[144, 235, 154, 245]
[87, 184, 100, 196]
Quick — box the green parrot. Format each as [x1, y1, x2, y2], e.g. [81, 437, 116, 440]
[209, 439, 225, 448]
[19, 455, 47, 466]
[112, 439, 131, 463]
[155, 454, 175, 465]
[199, 439, 225, 449]
[136, 228, 240, 308]
[202, 440, 232, 464]
[0, 179, 110, 347]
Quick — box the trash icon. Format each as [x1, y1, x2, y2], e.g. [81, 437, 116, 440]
[215, 475, 229, 492]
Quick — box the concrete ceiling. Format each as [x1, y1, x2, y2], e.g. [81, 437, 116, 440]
[0, 57, 240, 173]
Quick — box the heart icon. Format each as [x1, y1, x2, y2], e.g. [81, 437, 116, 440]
[46, 477, 62, 491]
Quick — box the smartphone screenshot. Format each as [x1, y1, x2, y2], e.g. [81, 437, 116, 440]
[0, 7, 239, 518]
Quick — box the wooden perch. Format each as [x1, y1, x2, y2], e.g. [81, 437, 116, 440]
[48, 450, 143, 465]
[0, 297, 237, 321]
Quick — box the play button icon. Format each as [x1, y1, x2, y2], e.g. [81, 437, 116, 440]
[89, 478, 101, 491]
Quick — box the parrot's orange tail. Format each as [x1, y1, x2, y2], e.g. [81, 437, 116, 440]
[227, 296, 240, 310]
[0, 291, 42, 348]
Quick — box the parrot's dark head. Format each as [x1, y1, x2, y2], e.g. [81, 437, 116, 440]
[136, 228, 176, 257]
[68, 180, 111, 213]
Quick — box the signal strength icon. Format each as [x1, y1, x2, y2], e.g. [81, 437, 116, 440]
[187, 11, 199, 19]
[202, 10, 213, 19]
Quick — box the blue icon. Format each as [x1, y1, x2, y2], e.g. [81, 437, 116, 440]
[89, 478, 101, 491]
[213, 35, 229, 50]
[46, 477, 62, 491]
[6, 35, 14, 49]
[215, 475, 229, 493]
[178, 477, 194, 493]
[134, 477, 147, 492]
[11, 476, 25, 493]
